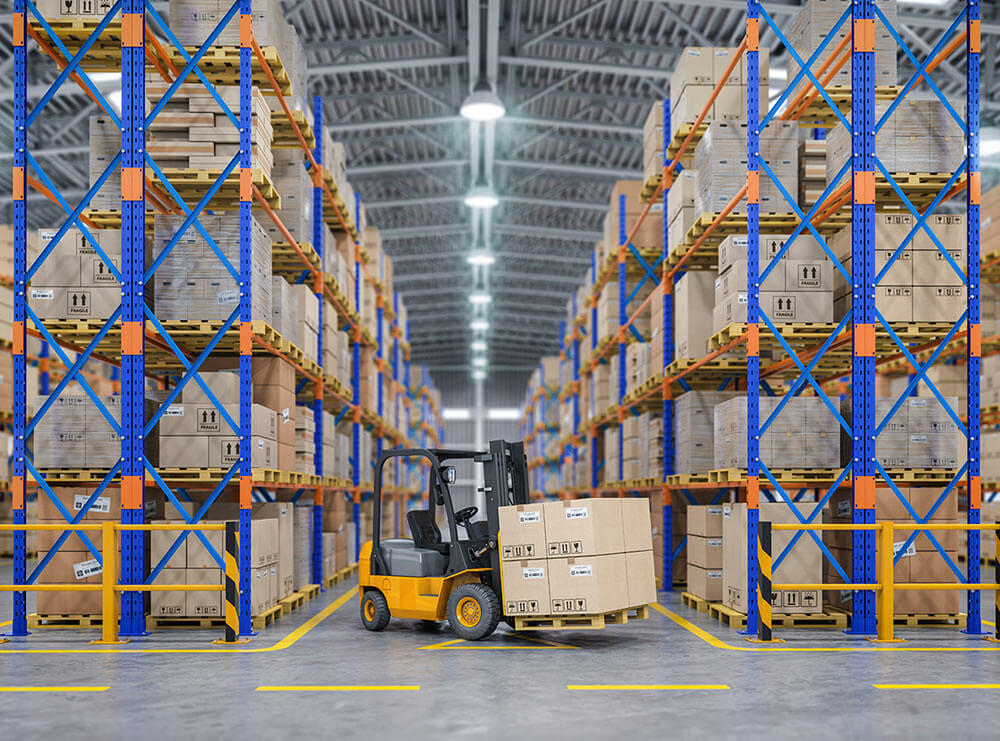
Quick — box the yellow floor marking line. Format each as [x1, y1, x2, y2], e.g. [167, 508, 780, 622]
[0, 686, 109, 692]
[419, 633, 579, 650]
[874, 684, 1000, 689]
[567, 684, 729, 691]
[0, 585, 356, 655]
[0, 621, 11, 629]
[257, 685, 419, 692]
[652, 603, 1000, 653]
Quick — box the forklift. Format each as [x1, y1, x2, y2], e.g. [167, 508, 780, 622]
[358, 439, 530, 640]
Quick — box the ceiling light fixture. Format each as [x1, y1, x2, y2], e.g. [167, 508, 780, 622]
[464, 182, 499, 209]
[469, 292, 492, 305]
[460, 78, 505, 122]
[470, 318, 489, 331]
[472, 369, 487, 381]
[471, 340, 487, 353]
[472, 356, 488, 368]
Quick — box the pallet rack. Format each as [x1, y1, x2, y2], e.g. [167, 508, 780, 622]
[8, 0, 440, 636]
[548, 1, 984, 632]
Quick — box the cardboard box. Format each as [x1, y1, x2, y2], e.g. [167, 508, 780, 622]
[542, 499, 625, 557]
[257, 501, 294, 597]
[547, 554, 629, 615]
[622, 498, 653, 553]
[150, 566, 186, 617]
[687, 563, 724, 601]
[723, 503, 822, 614]
[498, 503, 546, 560]
[626, 550, 657, 608]
[687, 504, 724, 537]
[151, 521, 188, 569]
[186, 527, 224, 569]
[687, 534, 724, 569]
[500, 558, 549, 616]
[187, 567, 223, 616]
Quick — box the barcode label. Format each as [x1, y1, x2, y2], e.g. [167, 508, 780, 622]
[565, 506, 589, 519]
[522, 568, 545, 579]
[74, 558, 102, 580]
[74, 494, 110, 513]
[518, 511, 540, 523]
[569, 565, 593, 577]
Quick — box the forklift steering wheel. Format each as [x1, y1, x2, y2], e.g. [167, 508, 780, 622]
[454, 506, 478, 528]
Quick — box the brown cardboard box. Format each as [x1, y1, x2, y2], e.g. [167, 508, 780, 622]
[500, 558, 549, 616]
[898, 550, 959, 614]
[723, 503, 822, 614]
[687, 534, 723, 569]
[622, 498, 653, 553]
[277, 442, 295, 473]
[687, 563, 724, 601]
[35, 549, 103, 584]
[186, 527, 224, 569]
[687, 505, 724, 537]
[34, 519, 106, 553]
[186, 567, 223, 616]
[542, 499, 624, 557]
[150, 521, 188, 569]
[498, 503, 546, 560]
[626, 550, 657, 607]
[547, 553, 629, 615]
[37, 487, 121, 520]
[257, 502, 294, 597]
[150, 566, 186, 617]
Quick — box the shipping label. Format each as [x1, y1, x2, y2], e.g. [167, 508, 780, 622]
[164, 405, 184, 416]
[893, 541, 917, 558]
[569, 564, 593, 577]
[565, 506, 589, 519]
[73, 558, 102, 580]
[518, 511, 540, 524]
[522, 567, 545, 579]
[74, 493, 110, 513]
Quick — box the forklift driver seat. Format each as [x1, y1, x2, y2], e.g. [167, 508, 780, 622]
[407, 510, 449, 555]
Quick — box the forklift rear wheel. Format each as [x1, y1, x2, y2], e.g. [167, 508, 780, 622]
[361, 590, 390, 631]
[446, 584, 500, 640]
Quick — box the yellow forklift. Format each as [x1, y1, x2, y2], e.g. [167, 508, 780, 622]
[358, 440, 530, 640]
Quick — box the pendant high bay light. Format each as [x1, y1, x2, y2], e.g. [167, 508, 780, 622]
[460, 78, 505, 122]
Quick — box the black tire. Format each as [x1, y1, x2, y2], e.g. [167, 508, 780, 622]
[361, 590, 390, 631]
[446, 583, 500, 640]
[418, 620, 440, 632]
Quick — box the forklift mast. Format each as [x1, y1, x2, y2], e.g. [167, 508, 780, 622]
[479, 439, 530, 590]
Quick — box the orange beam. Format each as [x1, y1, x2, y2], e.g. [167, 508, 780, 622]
[782, 32, 851, 121]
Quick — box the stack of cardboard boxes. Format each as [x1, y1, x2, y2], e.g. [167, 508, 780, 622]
[832, 214, 966, 324]
[840, 396, 960, 470]
[499, 498, 656, 617]
[675, 391, 738, 474]
[713, 232, 834, 334]
[605, 180, 663, 254]
[799, 139, 827, 208]
[266, 149, 313, 243]
[666, 170, 697, 255]
[686, 505, 725, 602]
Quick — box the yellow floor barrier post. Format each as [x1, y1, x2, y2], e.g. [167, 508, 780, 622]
[988, 529, 1000, 644]
[214, 521, 250, 645]
[871, 522, 904, 643]
[748, 520, 783, 643]
[91, 522, 128, 645]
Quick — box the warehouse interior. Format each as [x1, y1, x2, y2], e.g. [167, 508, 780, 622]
[3, 0, 1000, 736]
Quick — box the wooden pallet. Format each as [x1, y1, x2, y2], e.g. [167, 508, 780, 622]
[149, 167, 280, 211]
[271, 109, 316, 151]
[298, 584, 321, 601]
[27, 613, 103, 629]
[148, 614, 226, 629]
[708, 467, 842, 484]
[664, 356, 750, 390]
[791, 85, 903, 127]
[512, 605, 649, 631]
[28, 18, 123, 72]
[709, 602, 848, 629]
[640, 173, 663, 204]
[681, 592, 711, 613]
[665, 473, 713, 487]
[252, 603, 283, 630]
[665, 122, 709, 164]
[165, 45, 293, 97]
[271, 240, 321, 280]
[323, 562, 359, 589]
[34, 467, 321, 487]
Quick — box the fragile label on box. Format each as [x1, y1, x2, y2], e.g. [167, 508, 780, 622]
[501, 544, 537, 559]
[548, 540, 583, 556]
[196, 407, 222, 433]
[74, 493, 110, 513]
[552, 598, 588, 613]
[73, 558, 102, 579]
[506, 599, 541, 613]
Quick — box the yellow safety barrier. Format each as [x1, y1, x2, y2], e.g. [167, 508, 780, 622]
[764, 521, 1000, 643]
[0, 522, 232, 645]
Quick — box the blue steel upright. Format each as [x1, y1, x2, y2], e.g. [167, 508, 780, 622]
[744, 5, 762, 635]
[119, 0, 146, 636]
[311, 95, 325, 587]
[352, 192, 362, 561]
[849, 0, 877, 635]
[238, 0, 254, 634]
[617, 195, 628, 490]
[10, 0, 28, 636]
[965, 0, 983, 634]
[590, 252, 599, 492]
[661, 97, 675, 590]
[571, 292, 580, 491]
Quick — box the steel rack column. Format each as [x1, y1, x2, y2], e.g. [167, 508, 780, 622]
[39, 342, 50, 394]
[405, 319, 412, 488]
[849, 0, 877, 636]
[238, 0, 254, 635]
[617, 195, 628, 494]
[744, 6, 762, 636]
[393, 290, 401, 535]
[965, 0, 984, 635]
[352, 193, 362, 561]
[572, 292, 581, 492]
[119, 0, 146, 637]
[661, 97, 675, 590]
[10, 0, 27, 636]
[311, 95, 325, 587]
[376, 286, 384, 474]
[590, 252, 599, 493]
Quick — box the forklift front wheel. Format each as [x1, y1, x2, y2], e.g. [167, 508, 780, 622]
[446, 583, 500, 641]
[361, 590, 390, 631]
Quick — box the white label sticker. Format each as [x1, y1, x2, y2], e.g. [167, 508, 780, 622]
[893, 541, 917, 558]
[30, 288, 54, 300]
[910, 434, 928, 443]
[164, 405, 184, 416]
[723, 504, 732, 518]
[74, 558, 102, 580]
[216, 289, 239, 305]
[282, 407, 291, 423]
[707, 539, 723, 547]
[837, 500, 852, 518]
[74, 493, 110, 513]
[707, 506, 722, 516]
[522, 567, 545, 579]
[565, 506, 589, 520]
[569, 564, 593, 577]
[518, 511, 540, 524]
[257, 438, 264, 449]
[707, 571, 723, 579]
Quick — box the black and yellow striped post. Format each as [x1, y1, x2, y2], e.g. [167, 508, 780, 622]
[994, 530, 999, 643]
[224, 521, 240, 643]
[757, 520, 773, 642]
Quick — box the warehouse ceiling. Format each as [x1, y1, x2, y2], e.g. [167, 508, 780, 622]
[1, 0, 999, 372]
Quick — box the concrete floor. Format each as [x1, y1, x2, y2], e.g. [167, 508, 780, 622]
[1, 558, 999, 739]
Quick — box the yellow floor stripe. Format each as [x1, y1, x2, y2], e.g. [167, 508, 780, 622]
[651, 602, 1000, 653]
[874, 684, 1000, 689]
[256, 685, 419, 692]
[0, 686, 109, 692]
[567, 684, 729, 691]
[0, 585, 356, 655]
